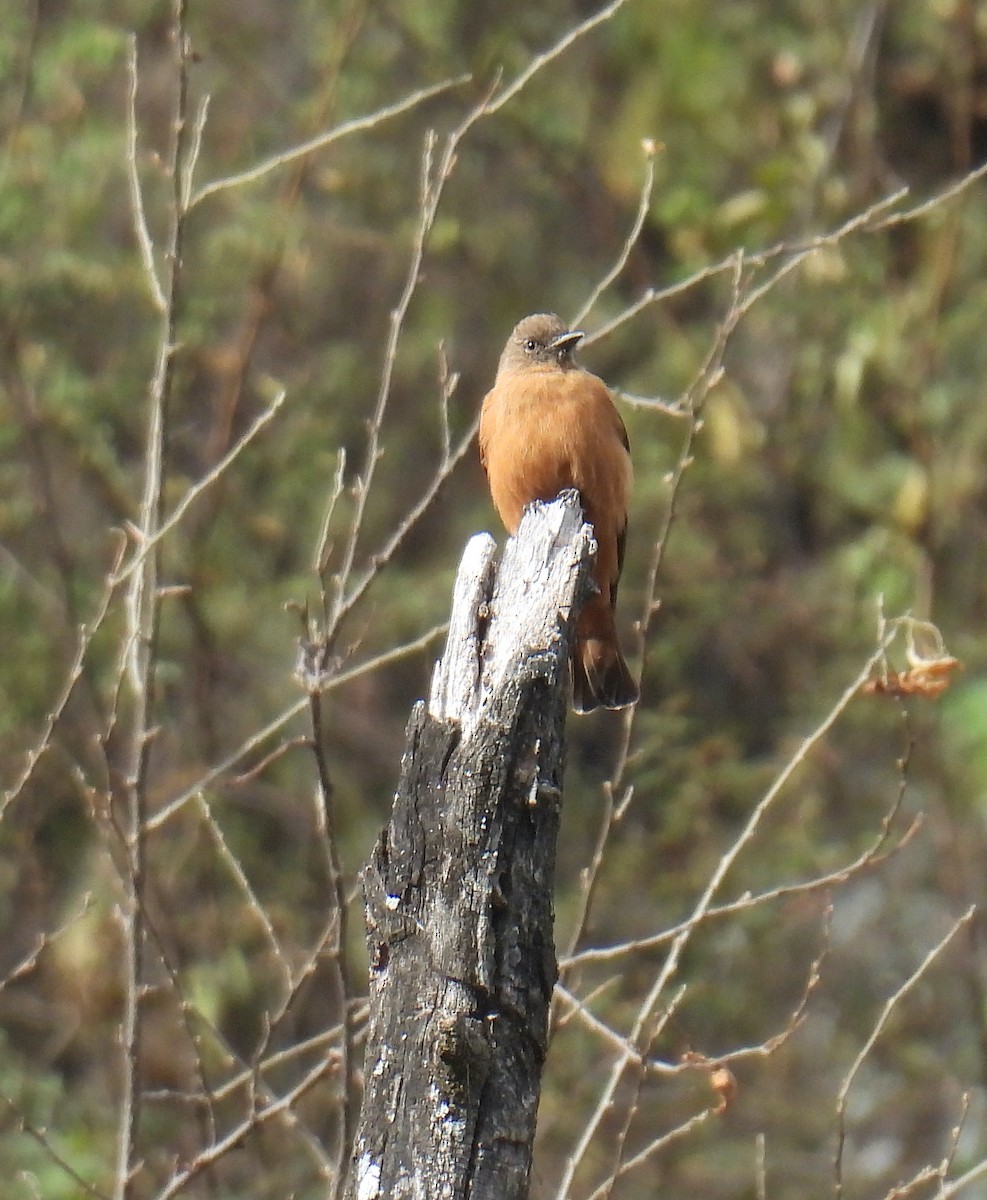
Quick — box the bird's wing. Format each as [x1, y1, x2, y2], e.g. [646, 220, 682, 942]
[616, 406, 630, 453]
[611, 391, 630, 598]
[478, 390, 493, 475]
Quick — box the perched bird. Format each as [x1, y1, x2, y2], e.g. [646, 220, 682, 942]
[479, 313, 639, 713]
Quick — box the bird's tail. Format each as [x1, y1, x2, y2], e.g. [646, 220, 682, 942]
[571, 634, 639, 714]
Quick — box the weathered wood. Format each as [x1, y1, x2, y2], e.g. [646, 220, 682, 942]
[348, 492, 595, 1200]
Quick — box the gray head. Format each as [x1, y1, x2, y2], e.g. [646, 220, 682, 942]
[496, 313, 584, 378]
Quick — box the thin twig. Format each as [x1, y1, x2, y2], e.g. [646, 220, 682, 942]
[116, 5, 192, 1194]
[189, 75, 470, 209]
[871, 159, 987, 232]
[931, 1093, 975, 1199]
[553, 983, 646, 1064]
[0, 892, 94, 992]
[485, 0, 632, 115]
[584, 156, 987, 357]
[306, 686, 355, 1200]
[152, 1055, 335, 1200]
[934, 1157, 987, 1200]
[1, 1095, 108, 1200]
[315, 449, 348, 575]
[435, 341, 458, 463]
[324, 95, 485, 630]
[561, 798, 917, 969]
[193, 792, 293, 994]
[582, 184, 910, 348]
[834, 907, 975, 1199]
[329, 416, 479, 632]
[558, 904, 827, 1097]
[180, 94, 210, 212]
[558, 256, 745, 990]
[1, 536, 124, 819]
[554, 632, 898, 1200]
[110, 390, 289, 589]
[145, 622, 447, 832]
[597, 1046, 649, 1200]
[755, 1132, 767, 1200]
[137, 906, 221, 1152]
[125, 35, 165, 314]
[574, 141, 658, 328]
[582, 1106, 718, 1200]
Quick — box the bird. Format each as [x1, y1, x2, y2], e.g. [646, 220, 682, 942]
[479, 313, 639, 713]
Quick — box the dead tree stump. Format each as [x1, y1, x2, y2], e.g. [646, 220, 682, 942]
[348, 492, 596, 1200]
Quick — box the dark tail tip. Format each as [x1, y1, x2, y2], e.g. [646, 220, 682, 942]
[571, 638, 640, 714]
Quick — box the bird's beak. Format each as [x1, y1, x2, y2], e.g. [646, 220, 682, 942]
[549, 330, 584, 353]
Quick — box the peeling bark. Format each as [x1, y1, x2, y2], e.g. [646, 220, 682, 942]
[347, 493, 595, 1200]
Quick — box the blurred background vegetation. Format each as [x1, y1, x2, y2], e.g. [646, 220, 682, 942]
[2, 0, 987, 1197]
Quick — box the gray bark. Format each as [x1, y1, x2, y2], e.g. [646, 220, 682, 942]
[347, 492, 595, 1200]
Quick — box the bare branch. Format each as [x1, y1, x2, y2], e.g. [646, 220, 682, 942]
[555, 630, 900, 1200]
[1, 1095, 108, 1200]
[110, 389, 289, 589]
[325, 116, 448, 627]
[558, 257, 745, 982]
[145, 622, 446, 832]
[934, 1158, 987, 1200]
[180, 93, 210, 212]
[125, 35, 165, 314]
[553, 982, 646, 1065]
[303, 679, 357, 1197]
[485, 0, 632, 115]
[192, 792, 293, 995]
[315, 449, 347, 576]
[582, 1106, 718, 1200]
[573, 140, 658, 328]
[188, 75, 470, 209]
[0, 892, 94, 992]
[1, 536, 124, 820]
[756, 1133, 768, 1200]
[834, 907, 976, 1199]
[152, 1055, 335, 1200]
[871, 159, 987, 232]
[932, 1094, 983, 1200]
[583, 183, 912, 348]
[116, 4, 193, 1193]
[585, 157, 987, 366]
[331, 415, 479, 631]
[561, 796, 917, 969]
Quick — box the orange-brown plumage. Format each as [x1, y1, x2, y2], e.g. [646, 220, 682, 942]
[479, 313, 639, 713]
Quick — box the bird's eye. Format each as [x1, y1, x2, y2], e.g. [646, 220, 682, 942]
[524, 338, 538, 352]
